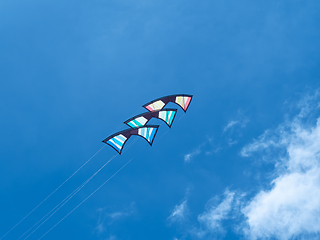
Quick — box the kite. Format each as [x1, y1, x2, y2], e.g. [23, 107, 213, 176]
[143, 94, 193, 112]
[103, 94, 192, 154]
[124, 108, 177, 128]
[102, 125, 159, 154]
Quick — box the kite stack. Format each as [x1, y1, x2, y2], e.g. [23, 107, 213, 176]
[102, 94, 193, 154]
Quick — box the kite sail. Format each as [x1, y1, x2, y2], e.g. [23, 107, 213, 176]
[102, 125, 159, 154]
[124, 108, 177, 128]
[142, 94, 193, 112]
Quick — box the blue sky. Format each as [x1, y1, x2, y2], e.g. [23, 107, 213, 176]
[1, 1, 320, 239]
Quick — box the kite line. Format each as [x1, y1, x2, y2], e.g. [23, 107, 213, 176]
[21, 153, 118, 240]
[0, 145, 106, 240]
[38, 146, 145, 240]
[19, 138, 139, 239]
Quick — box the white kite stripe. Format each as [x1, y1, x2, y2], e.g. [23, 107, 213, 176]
[114, 134, 126, 143]
[109, 139, 122, 149]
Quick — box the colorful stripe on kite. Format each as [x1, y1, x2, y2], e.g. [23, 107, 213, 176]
[138, 126, 158, 144]
[144, 100, 165, 111]
[106, 134, 127, 154]
[103, 125, 159, 154]
[103, 94, 192, 154]
[158, 110, 176, 127]
[126, 116, 148, 128]
[143, 94, 193, 112]
[125, 109, 177, 129]
[175, 96, 192, 112]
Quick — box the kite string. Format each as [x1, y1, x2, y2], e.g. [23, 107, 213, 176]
[20, 153, 117, 240]
[18, 181, 85, 240]
[0, 145, 105, 240]
[38, 156, 134, 240]
[20, 138, 138, 240]
[38, 144, 147, 240]
[20, 135, 139, 239]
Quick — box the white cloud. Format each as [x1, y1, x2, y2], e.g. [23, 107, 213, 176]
[167, 188, 191, 223]
[108, 209, 134, 220]
[95, 222, 105, 235]
[168, 200, 188, 223]
[223, 110, 249, 133]
[223, 110, 250, 147]
[198, 190, 235, 234]
[223, 120, 240, 133]
[184, 148, 201, 162]
[167, 188, 245, 239]
[242, 169, 320, 240]
[94, 203, 136, 236]
[240, 129, 281, 157]
[105, 235, 117, 240]
[187, 190, 243, 239]
[241, 92, 320, 240]
[184, 137, 220, 162]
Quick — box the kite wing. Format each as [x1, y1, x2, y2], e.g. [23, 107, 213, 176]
[142, 94, 193, 112]
[124, 108, 177, 128]
[102, 125, 159, 154]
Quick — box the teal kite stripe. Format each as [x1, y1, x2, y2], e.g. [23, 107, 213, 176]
[111, 137, 124, 148]
[132, 119, 144, 127]
[149, 128, 156, 142]
[145, 127, 151, 141]
[107, 140, 121, 151]
[168, 111, 175, 125]
[127, 121, 138, 128]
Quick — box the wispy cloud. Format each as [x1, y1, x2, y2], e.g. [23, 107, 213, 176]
[94, 202, 136, 236]
[108, 209, 134, 220]
[183, 137, 220, 162]
[167, 187, 245, 239]
[240, 92, 320, 240]
[240, 129, 281, 157]
[184, 189, 248, 239]
[223, 120, 240, 133]
[197, 190, 235, 235]
[168, 200, 188, 223]
[223, 110, 249, 133]
[184, 148, 201, 162]
[223, 110, 250, 146]
[106, 235, 117, 240]
[167, 188, 191, 224]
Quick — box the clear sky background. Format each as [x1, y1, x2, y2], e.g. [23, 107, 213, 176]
[1, 1, 320, 240]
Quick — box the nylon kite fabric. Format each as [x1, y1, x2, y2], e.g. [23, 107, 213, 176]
[102, 125, 159, 154]
[124, 109, 177, 128]
[142, 94, 193, 112]
[103, 94, 192, 154]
